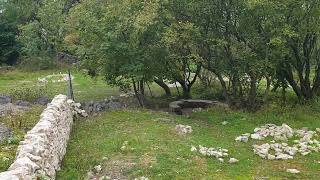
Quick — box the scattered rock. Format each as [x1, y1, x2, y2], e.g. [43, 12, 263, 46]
[191, 146, 197, 152]
[237, 124, 320, 161]
[193, 145, 235, 163]
[286, 169, 300, 174]
[251, 134, 264, 140]
[228, 158, 239, 164]
[0, 123, 13, 143]
[15, 100, 31, 107]
[192, 108, 203, 112]
[82, 96, 125, 114]
[156, 118, 176, 123]
[120, 141, 129, 151]
[94, 165, 102, 173]
[235, 134, 250, 142]
[175, 124, 192, 135]
[221, 121, 228, 125]
[169, 99, 228, 115]
[35, 96, 51, 106]
[67, 100, 88, 117]
[38, 73, 74, 84]
[0, 95, 11, 105]
[120, 92, 135, 98]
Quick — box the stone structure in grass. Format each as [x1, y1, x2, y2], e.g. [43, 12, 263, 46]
[191, 145, 239, 164]
[0, 94, 87, 180]
[169, 99, 228, 115]
[235, 124, 320, 161]
[37, 73, 74, 84]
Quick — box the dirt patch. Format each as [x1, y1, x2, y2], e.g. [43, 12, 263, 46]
[89, 156, 137, 180]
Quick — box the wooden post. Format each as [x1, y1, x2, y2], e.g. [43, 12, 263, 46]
[67, 69, 74, 100]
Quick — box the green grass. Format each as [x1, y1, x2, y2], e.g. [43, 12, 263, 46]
[0, 68, 119, 102]
[1, 69, 320, 179]
[57, 102, 320, 179]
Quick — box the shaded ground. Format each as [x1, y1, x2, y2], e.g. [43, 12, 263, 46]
[57, 103, 320, 179]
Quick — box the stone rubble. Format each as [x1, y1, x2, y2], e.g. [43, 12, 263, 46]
[192, 145, 238, 164]
[155, 118, 176, 123]
[286, 169, 300, 174]
[82, 96, 124, 114]
[67, 99, 88, 117]
[38, 73, 74, 84]
[0, 94, 87, 180]
[120, 141, 129, 151]
[236, 124, 320, 161]
[235, 133, 250, 142]
[175, 125, 193, 135]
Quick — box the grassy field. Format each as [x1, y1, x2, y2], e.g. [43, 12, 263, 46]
[1, 69, 320, 179]
[0, 68, 119, 102]
[57, 103, 320, 179]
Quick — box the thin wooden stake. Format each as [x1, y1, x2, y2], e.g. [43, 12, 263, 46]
[67, 69, 74, 100]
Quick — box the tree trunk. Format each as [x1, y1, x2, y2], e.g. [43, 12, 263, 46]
[154, 79, 171, 96]
[248, 76, 257, 110]
[146, 82, 153, 97]
[132, 79, 144, 107]
[175, 82, 181, 97]
[181, 84, 191, 99]
[139, 80, 145, 96]
[263, 76, 272, 102]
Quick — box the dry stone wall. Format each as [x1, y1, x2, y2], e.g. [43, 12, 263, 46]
[0, 94, 76, 180]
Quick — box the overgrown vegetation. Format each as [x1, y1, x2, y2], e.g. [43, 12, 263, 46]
[1, 0, 320, 110]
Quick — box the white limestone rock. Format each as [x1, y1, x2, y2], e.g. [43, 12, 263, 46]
[286, 169, 300, 174]
[191, 146, 197, 152]
[228, 158, 239, 164]
[175, 124, 193, 135]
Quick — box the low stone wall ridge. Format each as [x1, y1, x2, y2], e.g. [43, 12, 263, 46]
[0, 94, 74, 180]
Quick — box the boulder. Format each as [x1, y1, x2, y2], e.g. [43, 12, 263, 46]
[228, 158, 239, 164]
[0, 95, 11, 105]
[286, 169, 300, 174]
[35, 97, 50, 106]
[169, 99, 228, 115]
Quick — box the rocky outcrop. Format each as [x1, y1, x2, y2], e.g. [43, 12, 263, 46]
[169, 99, 228, 115]
[0, 95, 11, 105]
[82, 96, 124, 114]
[0, 94, 81, 179]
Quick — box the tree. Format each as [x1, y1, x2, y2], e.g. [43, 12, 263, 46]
[275, 0, 320, 101]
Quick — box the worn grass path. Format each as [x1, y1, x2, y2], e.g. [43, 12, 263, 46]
[57, 103, 320, 179]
